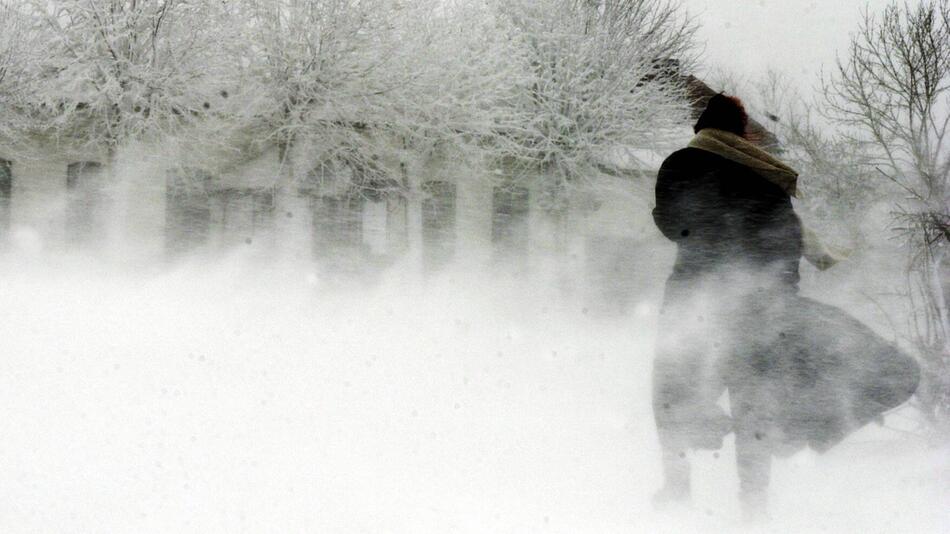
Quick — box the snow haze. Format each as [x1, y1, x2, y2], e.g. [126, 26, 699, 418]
[0, 256, 946, 533]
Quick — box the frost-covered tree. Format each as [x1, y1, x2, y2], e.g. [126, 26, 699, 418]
[0, 1, 44, 151]
[225, 0, 697, 197]
[230, 0, 424, 190]
[494, 0, 697, 204]
[26, 0, 235, 154]
[823, 0, 950, 433]
[229, 0, 526, 193]
[379, 0, 529, 162]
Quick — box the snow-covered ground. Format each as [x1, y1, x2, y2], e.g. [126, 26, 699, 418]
[0, 259, 946, 533]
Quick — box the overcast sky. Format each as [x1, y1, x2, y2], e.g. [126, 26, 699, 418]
[685, 0, 913, 96]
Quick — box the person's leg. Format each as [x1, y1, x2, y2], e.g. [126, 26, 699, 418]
[731, 384, 774, 521]
[652, 281, 731, 504]
[653, 445, 691, 504]
[652, 356, 695, 504]
[735, 421, 772, 519]
[652, 346, 729, 503]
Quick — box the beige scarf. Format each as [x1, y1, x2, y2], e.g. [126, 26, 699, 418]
[689, 128, 800, 197]
[688, 128, 847, 271]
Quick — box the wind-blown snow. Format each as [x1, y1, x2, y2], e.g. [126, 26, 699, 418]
[0, 260, 946, 533]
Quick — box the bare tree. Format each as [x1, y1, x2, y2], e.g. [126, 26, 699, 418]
[717, 70, 881, 245]
[823, 0, 950, 433]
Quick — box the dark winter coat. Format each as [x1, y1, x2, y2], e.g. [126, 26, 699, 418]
[651, 144, 919, 455]
[652, 146, 803, 289]
[725, 294, 920, 453]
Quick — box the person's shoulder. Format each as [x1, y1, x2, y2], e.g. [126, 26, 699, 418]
[659, 147, 716, 171]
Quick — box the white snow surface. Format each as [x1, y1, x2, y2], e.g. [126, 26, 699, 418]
[0, 259, 947, 534]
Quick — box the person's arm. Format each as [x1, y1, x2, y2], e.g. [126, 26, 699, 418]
[653, 153, 722, 242]
[761, 192, 848, 271]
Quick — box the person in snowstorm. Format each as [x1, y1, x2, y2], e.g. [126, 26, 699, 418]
[650, 94, 919, 518]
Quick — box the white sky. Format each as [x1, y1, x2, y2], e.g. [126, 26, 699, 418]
[685, 0, 913, 95]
